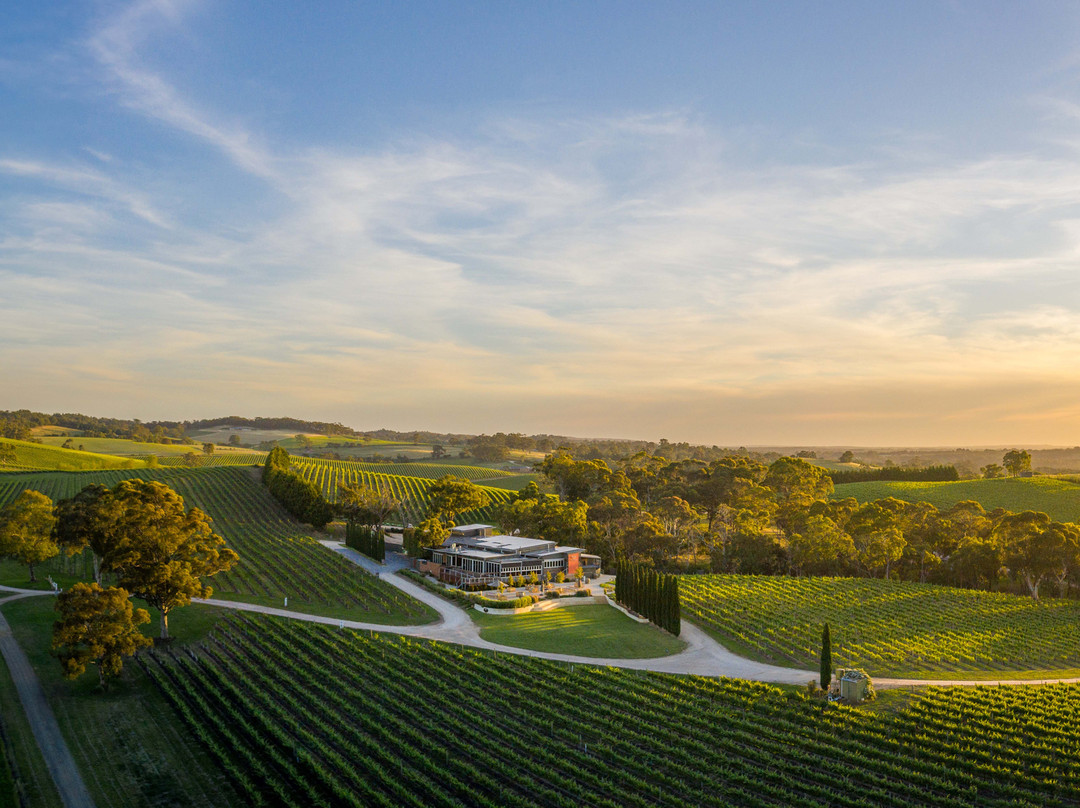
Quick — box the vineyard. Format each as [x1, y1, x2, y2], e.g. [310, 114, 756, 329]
[142, 611, 1080, 808]
[0, 467, 435, 624]
[833, 476, 1080, 523]
[680, 574, 1080, 677]
[157, 454, 516, 484]
[290, 458, 517, 482]
[285, 458, 516, 525]
[157, 454, 266, 467]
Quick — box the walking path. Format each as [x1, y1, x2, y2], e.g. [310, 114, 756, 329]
[0, 591, 96, 808]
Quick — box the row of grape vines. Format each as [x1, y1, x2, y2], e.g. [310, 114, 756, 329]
[291, 457, 517, 481]
[155, 454, 517, 482]
[680, 574, 1080, 676]
[287, 460, 515, 525]
[0, 467, 433, 624]
[144, 612, 1080, 807]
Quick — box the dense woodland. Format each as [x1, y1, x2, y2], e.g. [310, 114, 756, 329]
[508, 450, 1080, 601]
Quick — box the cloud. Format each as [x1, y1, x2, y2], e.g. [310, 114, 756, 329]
[5, 0, 1080, 443]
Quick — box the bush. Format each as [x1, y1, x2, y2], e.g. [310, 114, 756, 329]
[575, 589, 590, 598]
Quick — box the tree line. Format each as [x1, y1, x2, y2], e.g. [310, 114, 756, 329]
[514, 450, 1080, 600]
[828, 465, 960, 484]
[0, 409, 188, 442]
[614, 560, 680, 635]
[263, 447, 334, 528]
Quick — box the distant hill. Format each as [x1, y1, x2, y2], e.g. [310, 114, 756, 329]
[0, 438, 148, 471]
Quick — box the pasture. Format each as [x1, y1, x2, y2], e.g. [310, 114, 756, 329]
[681, 574, 1080, 678]
[833, 475, 1080, 522]
[0, 439, 147, 472]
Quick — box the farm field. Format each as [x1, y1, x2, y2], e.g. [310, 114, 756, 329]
[37, 436, 259, 457]
[125, 610, 1080, 808]
[470, 603, 686, 658]
[477, 473, 540, 491]
[680, 574, 1080, 678]
[0, 467, 436, 625]
[293, 458, 515, 482]
[157, 453, 266, 467]
[0, 439, 148, 472]
[185, 426, 369, 446]
[833, 476, 1080, 522]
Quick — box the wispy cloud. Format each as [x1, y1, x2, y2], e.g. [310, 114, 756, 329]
[4, 0, 1080, 443]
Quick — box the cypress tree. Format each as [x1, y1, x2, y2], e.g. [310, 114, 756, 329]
[820, 622, 832, 690]
[670, 575, 680, 637]
[649, 570, 657, 623]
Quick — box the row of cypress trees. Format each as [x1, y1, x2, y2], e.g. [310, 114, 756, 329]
[263, 447, 334, 528]
[345, 523, 385, 562]
[614, 560, 680, 636]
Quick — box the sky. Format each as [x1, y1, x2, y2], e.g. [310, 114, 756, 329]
[4, 1, 1080, 446]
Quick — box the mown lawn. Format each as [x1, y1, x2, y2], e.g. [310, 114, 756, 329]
[471, 603, 686, 658]
[833, 475, 1080, 522]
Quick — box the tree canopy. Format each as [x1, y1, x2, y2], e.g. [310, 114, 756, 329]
[93, 479, 238, 638]
[0, 489, 58, 582]
[52, 582, 151, 687]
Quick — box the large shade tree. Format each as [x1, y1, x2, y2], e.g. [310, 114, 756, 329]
[0, 489, 58, 582]
[53, 484, 113, 583]
[52, 582, 151, 687]
[99, 480, 238, 639]
[424, 475, 490, 527]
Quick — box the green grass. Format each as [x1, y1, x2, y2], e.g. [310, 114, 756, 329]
[1, 597, 245, 808]
[833, 475, 1080, 522]
[0, 439, 148, 472]
[477, 473, 539, 491]
[680, 574, 1080, 678]
[470, 603, 686, 658]
[0, 599, 63, 808]
[38, 436, 194, 456]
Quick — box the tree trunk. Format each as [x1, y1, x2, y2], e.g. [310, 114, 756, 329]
[1024, 573, 1040, 600]
[93, 553, 101, 585]
[28, 563, 36, 583]
[160, 608, 170, 640]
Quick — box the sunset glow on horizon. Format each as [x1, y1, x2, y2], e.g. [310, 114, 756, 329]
[4, 1, 1080, 445]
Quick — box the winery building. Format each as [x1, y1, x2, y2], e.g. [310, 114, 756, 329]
[426, 526, 601, 586]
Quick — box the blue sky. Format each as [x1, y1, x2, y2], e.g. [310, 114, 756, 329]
[4, 1, 1080, 445]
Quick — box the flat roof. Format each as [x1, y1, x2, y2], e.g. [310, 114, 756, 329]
[444, 535, 554, 553]
[451, 523, 495, 531]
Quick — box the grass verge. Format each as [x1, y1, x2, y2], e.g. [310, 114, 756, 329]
[206, 590, 439, 625]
